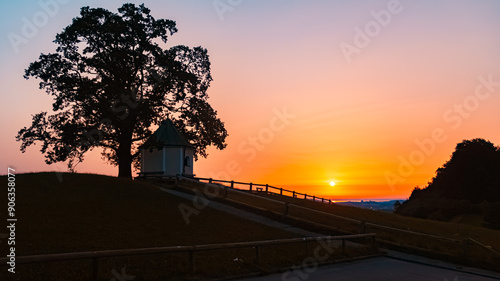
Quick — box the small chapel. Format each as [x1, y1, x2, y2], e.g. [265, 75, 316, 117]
[140, 119, 194, 177]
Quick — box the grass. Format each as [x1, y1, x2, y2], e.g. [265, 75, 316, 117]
[0, 172, 309, 280]
[168, 178, 500, 272]
[234, 191, 500, 271]
[258, 192, 500, 248]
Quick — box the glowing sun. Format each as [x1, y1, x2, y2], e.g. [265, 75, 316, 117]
[329, 181, 336, 187]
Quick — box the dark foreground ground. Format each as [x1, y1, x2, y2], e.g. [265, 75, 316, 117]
[240, 256, 500, 281]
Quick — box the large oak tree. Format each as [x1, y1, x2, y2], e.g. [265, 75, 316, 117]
[17, 3, 228, 178]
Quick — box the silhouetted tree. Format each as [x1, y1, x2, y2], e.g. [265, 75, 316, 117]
[393, 200, 401, 213]
[16, 4, 228, 178]
[397, 138, 500, 220]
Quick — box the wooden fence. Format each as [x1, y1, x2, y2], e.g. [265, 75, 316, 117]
[194, 177, 335, 204]
[181, 176, 500, 269]
[0, 234, 377, 280]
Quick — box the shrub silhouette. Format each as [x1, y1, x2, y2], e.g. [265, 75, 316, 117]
[397, 138, 500, 226]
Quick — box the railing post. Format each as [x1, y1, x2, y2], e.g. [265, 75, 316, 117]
[209, 178, 213, 183]
[91, 257, 99, 281]
[283, 203, 289, 216]
[292, 191, 295, 198]
[280, 188, 283, 195]
[305, 240, 310, 258]
[359, 221, 366, 234]
[321, 198, 324, 203]
[190, 250, 196, 275]
[231, 180, 234, 189]
[304, 194, 307, 199]
[255, 246, 261, 266]
[312, 195, 316, 202]
[249, 182, 253, 192]
[265, 184, 268, 193]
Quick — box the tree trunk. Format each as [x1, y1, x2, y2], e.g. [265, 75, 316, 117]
[117, 138, 133, 179]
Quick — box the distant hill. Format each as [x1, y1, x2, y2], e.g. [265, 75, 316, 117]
[337, 200, 400, 212]
[396, 138, 500, 229]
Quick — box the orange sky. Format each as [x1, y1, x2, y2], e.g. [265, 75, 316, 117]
[1, 0, 500, 200]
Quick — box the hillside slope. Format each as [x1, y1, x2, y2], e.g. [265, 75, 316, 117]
[0, 172, 299, 256]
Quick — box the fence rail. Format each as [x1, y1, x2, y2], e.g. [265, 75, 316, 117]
[194, 177, 335, 204]
[0, 234, 377, 280]
[179, 176, 500, 267]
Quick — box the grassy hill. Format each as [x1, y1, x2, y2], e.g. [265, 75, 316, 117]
[252, 191, 500, 251]
[0, 172, 300, 256]
[2, 172, 498, 279]
[0, 173, 306, 280]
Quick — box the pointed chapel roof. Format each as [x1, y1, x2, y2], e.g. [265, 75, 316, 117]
[143, 119, 194, 148]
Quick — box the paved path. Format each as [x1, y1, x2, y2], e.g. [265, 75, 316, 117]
[239, 256, 500, 281]
[160, 185, 500, 281]
[159, 187, 322, 237]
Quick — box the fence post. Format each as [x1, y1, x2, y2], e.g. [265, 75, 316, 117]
[305, 240, 310, 258]
[255, 246, 261, 266]
[283, 203, 289, 216]
[91, 257, 99, 281]
[209, 178, 213, 183]
[293, 191, 295, 198]
[304, 194, 307, 199]
[231, 180, 234, 189]
[190, 250, 196, 275]
[249, 182, 253, 192]
[265, 184, 269, 193]
[322, 198, 324, 203]
[359, 221, 366, 234]
[312, 195, 316, 202]
[280, 188, 283, 195]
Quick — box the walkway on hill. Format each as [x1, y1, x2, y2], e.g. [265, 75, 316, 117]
[159, 184, 500, 281]
[159, 187, 323, 237]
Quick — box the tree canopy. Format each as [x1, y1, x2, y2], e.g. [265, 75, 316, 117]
[17, 3, 228, 178]
[396, 138, 500, 227]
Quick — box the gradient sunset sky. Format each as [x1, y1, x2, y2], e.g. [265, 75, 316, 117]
[1, 0, 500, 200]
